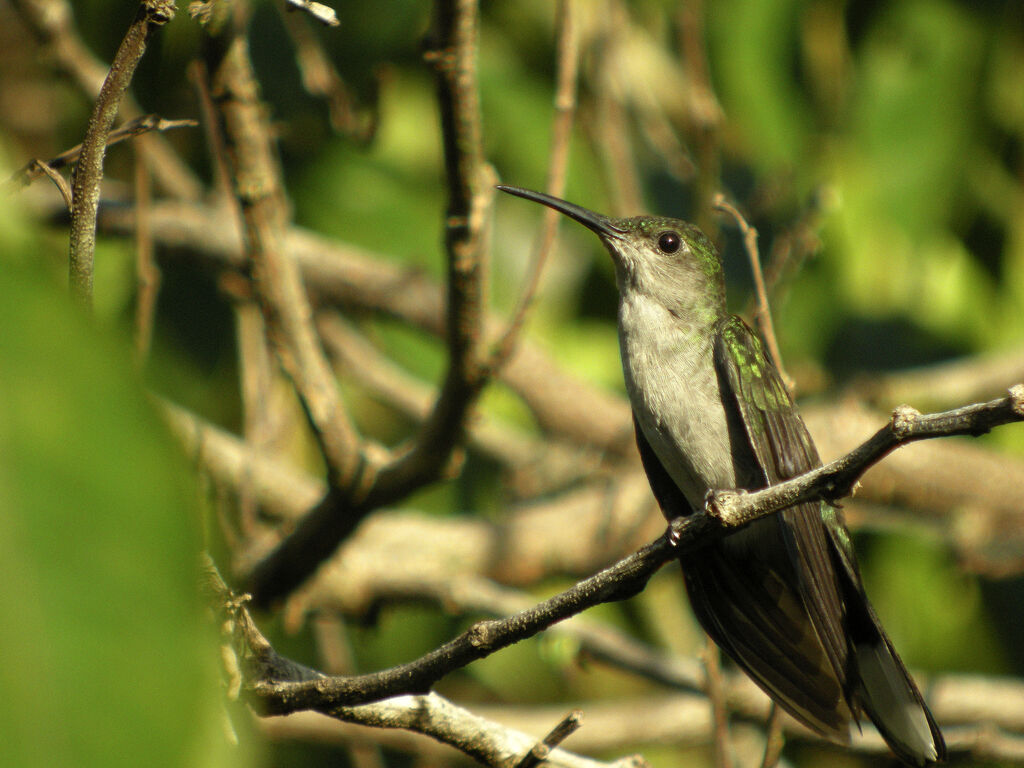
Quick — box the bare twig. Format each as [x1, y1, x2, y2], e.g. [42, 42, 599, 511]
[188, 60, 235, 202]
[247, 393, 1024, 708]
[249, 536, 676, 713]
[713, 195, 792, 391]
[317, 311, 611, 499]
[5, 114, 196, 192]
[242, 0, 500, 608]
[68, 1, 176, 305]
[702, 386, 1024, 530]
[676, 0, 723, 233]
[84, 198, 636, 452]
[757, 705, 785, 768]
[243, 381, 1024, 709]
[487, 0, 580, 376]
[158, 399, 326, 572]
[701, 639, 734, 768]
[224, 273, 281, 538]
[205, 558, 639, 768]
[86, 200, 1024, 553]
[202, 12, 364, 490]
[21, 160, 73, 209]
[589, 2, 642, 215]
[334, 695, 640, 768]
[516, 710, 585, 768]
[278, 6, 377, 141]
[210, 496, 1024, 762]
[262, 689, 1024, 765]
[383, 0, 493, 485]
[10, 0, 203, 200]
[282, 0, 339, 27]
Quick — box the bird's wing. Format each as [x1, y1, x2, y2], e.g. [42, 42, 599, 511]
[633, 409, 852, 738]
[714, 316, 945, 764]
[711, 316, 852, 708]
[825, 506, 947, 764]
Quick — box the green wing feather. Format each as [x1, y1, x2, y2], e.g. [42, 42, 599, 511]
[713, 316, 851, 683]
[712, 316, 945, 765]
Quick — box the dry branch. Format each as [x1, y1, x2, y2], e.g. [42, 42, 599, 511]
[5, 114, 196, 191]
[211, 385, 1024, 717]
[10, 0, 203, 199]
[68, 0, 176, 305]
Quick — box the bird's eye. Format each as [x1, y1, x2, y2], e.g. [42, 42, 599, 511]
[657, 231, 681, 254]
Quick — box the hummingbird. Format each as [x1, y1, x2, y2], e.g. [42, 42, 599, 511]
[497, 185, 945, 765]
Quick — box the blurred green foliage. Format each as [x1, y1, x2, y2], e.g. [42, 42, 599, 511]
[0, 192, 237, 766]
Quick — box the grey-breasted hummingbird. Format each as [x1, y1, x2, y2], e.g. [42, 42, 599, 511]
[497, 185, 945, 766]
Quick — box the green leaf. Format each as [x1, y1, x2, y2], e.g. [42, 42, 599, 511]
[0, 253, 235, 766]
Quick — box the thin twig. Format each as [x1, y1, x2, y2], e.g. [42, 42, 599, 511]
[516, 710, 585, 768]
[205, 558, 636, 768]
[278, 5, 377, 141]
[487, 0, 579, 376]
[188, 60, 235, 203]
[226, 278, 280, 538]
[676, 0, 722, 233]
[317, 313, 567, 474]
[590, 1, 642, 215]
[260, 689, 1024, 765]
[757, 704, 785, 768]
[701, 638, 734, 768]
[68, 1, 176, 306]
[243, 0, 499, 608]
[702, 386, 1024, 529]
[202, 11, 365, 490]
[5, 114, 196, 191]
[203, 378, 1024, 753]
[389, 0, 492, 476]
[10, 0, 203, 200]
[83, 197, 637, 453]
[250, 534, 677, 713]
[245, 382, 1024, 708]
[713, 195, 792, 391]
[25, 160, 73, 210]
[246, 391, 1024, 711]
[282, 0, 339, 27]
[89, 198, 1024, 519]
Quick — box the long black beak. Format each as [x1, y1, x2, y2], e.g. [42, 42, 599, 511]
[497, 185, 625, 239]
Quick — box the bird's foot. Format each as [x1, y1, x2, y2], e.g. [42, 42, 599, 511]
[703, 488, 747, 526]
